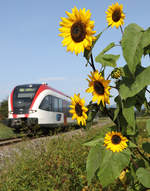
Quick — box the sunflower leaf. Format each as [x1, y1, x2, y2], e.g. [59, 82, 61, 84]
[95, 54, 120, 68]
[86, 144, 103, 185]
[95, 42, 119, 68]
[146, 119, 150, 136]
[142, 142, 150, 154]
[97, 148, 131, 188]
[99, 42, 115, 55]
[121, 23, 144, 75]
[141, 27, 150, 51]
[83, 137, 104, 147]
[122, 100, 136, 134]
[119, 66, 150, 99]
[86, 103, 99, 128]
[142, 28, 150, 57]
[143, 45, 150, 57]
[136, 168, 150, 188]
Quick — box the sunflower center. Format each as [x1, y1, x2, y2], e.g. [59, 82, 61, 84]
[94, 81, 104, 95]
[111, 135, 121, 145]
[75, 103, 83, 116]
[112, 9, 121, 22]
[71, 21, 86, 42]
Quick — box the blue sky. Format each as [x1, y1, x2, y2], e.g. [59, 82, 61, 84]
[0, 0, 150, 105]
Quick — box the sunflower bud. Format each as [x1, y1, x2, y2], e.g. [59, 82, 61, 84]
[111, 68, 122, 79]
[119, 169, 129, 184]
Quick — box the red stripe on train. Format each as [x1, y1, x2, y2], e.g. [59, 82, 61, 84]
[29, 84, 69, 110]
[10, 88, 17, 118]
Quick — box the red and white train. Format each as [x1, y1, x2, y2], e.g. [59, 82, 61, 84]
[8, 83, 73, 127]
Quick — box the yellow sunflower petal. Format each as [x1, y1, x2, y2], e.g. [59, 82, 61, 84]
[59, 7, 96, 55]
[104, 131, 128, 152]
[105, 2, 125, 29]
[69, 93, 88, 126]
[86, 70, 111, 105]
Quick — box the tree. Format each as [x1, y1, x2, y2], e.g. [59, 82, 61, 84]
[0, 98, 8, 120]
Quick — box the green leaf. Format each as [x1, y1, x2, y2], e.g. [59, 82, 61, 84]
[122, 100, 136, 135]
[142, 142, 150, 154]
[84, 32, 103, 61]
[134, 89, 146, 112]
[119, 66, 150, 99]
[128, 140, 137, 148]
[97, 148, 131, 188]
[86, 103, 99, 128]
[144, 100, 150, 114]
[142, 27, 150, 57]
[136, 168, 150, 188]
[122, 105, 135, 129]
[86, 144, 103, 184]
[146, 119, 150, 136]
[113, 107, 120, 121]
[83, 137, 104, 147]
[100, 42, 115, 55]
[121, 23, 144, 74]
[143, 44, 150, 56]
[95, 54, 120, 68]
[141, 27, 150, 49]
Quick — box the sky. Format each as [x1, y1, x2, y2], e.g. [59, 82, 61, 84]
[0, 0, 150, 105]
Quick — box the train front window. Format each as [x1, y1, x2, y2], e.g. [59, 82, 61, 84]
[17, 88, 36, 99]
[13, 85, 40, 114]
[14, 88, 37, 104]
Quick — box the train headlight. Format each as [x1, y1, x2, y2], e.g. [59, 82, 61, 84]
[29, 110, 37, 114]
[9, 111, 13, 114]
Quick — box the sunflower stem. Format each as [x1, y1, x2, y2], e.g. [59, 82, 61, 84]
[135, 147, 150, 165]
[110, 86, 117, 89]
[90, 54, 96, 71]
[104, 106, 119, 127]
[107, 74, 111, 80]
[146, 88, 150, 94]
[130, 155, 138, 169]
[120, 26, 124, 35]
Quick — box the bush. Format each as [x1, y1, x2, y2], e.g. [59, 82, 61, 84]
[0, 98, 8, 120]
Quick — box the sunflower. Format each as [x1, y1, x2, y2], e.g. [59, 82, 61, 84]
[59, 7, 96, 55]
[104, 131, 128, 152]
[86, 70, 111, 106]
[105, 2, 125, 29]
[69, 93, 88, 126]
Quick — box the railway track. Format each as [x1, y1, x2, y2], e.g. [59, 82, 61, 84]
[0, 119, 111, 148]
[0, 137, 23, 147]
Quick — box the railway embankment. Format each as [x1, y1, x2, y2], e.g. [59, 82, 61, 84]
[0, 119, 111, 171]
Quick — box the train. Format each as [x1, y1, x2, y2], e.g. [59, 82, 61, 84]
[8, 83, 74, 128]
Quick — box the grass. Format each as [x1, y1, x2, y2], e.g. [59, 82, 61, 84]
[0, 122, 21, 139]
[0, 118, 149, 191]
[0, 120, 113, 191]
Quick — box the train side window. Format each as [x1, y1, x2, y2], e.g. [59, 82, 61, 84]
[39, 95, 51, 111]
[49, 95, 52, 111]
[52, 96, 59, 112]
[58, 99, 63, 112]
[62, 100, 67, 113]
[66, 101, 72, 117]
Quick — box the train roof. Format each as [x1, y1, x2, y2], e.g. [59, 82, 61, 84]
[13, 83, 70, 98]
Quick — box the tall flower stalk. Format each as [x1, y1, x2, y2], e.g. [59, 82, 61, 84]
[59, 2, 150, 189]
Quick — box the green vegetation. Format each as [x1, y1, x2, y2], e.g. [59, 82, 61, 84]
[0, 122, 21, 139]
[0, 119, 149, 191]
[0, 98, 8, 120]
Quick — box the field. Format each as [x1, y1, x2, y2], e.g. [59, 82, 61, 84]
[0, 118, 149, 191]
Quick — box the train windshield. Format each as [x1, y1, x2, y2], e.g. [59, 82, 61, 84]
[13, 84, 40, 114]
